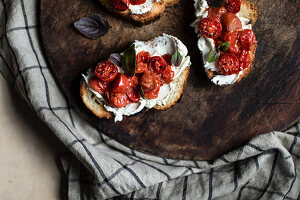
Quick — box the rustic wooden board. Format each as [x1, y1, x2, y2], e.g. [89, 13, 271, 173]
[40, 0, 300, 160]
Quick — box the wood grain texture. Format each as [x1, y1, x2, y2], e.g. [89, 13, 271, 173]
[40, 0, 300, 160]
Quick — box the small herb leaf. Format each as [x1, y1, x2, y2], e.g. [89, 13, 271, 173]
[74, 14, 110, 39]
[207, 50, 220, 63]
[122, 44, 136, 77]
[109, 53, 122, 66]
[210, 0, 225, 8]
[217, 41, 230, 52]
[171, 50, 183, 67]
[138, 85, 146, 99]
[247, 19, 253, 25]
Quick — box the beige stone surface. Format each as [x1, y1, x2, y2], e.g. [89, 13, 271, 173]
[0, 75, 68, 200]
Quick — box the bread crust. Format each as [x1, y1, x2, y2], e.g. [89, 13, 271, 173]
[203, 0, 259, 86]
[98, 0, 180, 26]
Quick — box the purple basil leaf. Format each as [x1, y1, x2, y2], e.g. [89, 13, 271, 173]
[74, 14, 110, 39]
[109, 53, 122, 66]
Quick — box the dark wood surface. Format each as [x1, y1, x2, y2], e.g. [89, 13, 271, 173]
[40, 0, 300, 160]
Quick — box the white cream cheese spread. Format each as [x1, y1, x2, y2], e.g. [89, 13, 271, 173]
[192, 0, 253, 86]
[83, 34, 191, 122]
[129, 0, 161, 15]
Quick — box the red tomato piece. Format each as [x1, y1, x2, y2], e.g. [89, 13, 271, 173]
[198, 17, 222, 39]
[111, 0, 129, 11]
[218, 53, 240, 75]
[89, 76, 109, 95]
[148, 56, 168, 74]
[95, 60, 118, 82]
[144, 85, 160, 99]
[111, 73, 128, 93]
[222, 13, 242, 32]
[224, 0, 241, 13]
[207, 6, 227, 18]
[126, 87, 140, 102]
[140, 71, 159, 93]
[136, 51, 151, 73]
[161, 65, 175, 84]
[238, 29, 257, 50]
[109, 93, 130, 108]
[128, 75, 139, 87]
[130, 0, 146, 5]
[162, 54, 172, 66]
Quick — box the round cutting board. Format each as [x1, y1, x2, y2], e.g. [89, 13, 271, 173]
[40, 0, 300, 160]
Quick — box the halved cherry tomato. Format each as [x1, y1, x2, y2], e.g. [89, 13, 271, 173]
[161, 65, 175, 84]
[109, 93, 130, 108]
[238, 29, 257, 50]
[111, 0, 129, 11]
[95, 60, 118, 82]
[222, 13, 242, 32]
[218, 53, 240, 75]
[162, 54, 172, 66]
[239, 50, 251, 70]
[126, 87, 140, 102]
[148, 56, 168, 74]
[136, 51, 151, 73]
[128, 75, 138, 87]
[198, 17, 222, 39]
[130, 0, 146, 5]
[224, 0, 241, 13]
[208, 6, 227, 18]
[111, 73, 128, 93]
[140, 71, 158, 92]
[89, 76, 108, 95]
[144, 85, 160, 99]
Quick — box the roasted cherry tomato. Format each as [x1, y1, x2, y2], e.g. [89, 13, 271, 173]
[224, 0, 241, 13]
[89, 76, 109, 95]
[126, 87, 140, 102]
[162, 54, 172, 66]
[95, 60, 118, 82]
[238, 29, 257, 50]
[144, 85, 160, 99]
[208, 6, 227, 18]
[130, 0, 146, 5]
[111, 0, 129, 11]
[198, 17, 222, 39]
[109, 93, 130, 108]
[140, 71, 159, 92]
[136, 51, 150, 73]
[239, 50, 251, 70]
[128, 75, 138, 87]
[161, 65, 175, 84]
[222, 13, 242, 32]
[111, 73, 128, 93]
[218, 53, 240, 75]
[148, 56, 168, 74]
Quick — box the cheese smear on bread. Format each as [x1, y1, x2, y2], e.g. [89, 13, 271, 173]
[192, 0, 253, 86]
[129, 0, 161, 15]
[83, 34, 191, 122]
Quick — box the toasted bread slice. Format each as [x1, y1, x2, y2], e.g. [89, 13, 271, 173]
[80, 67, 190, 119]
[201, 0, 258, 86]
[98, 0, 180, 26]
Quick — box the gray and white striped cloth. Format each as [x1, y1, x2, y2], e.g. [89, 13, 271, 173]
[0, 0, 299, 199]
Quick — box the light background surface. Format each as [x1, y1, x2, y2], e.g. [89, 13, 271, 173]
[0, 75, 68, 200]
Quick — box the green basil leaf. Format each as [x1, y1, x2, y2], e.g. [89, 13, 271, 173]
[138, 85, 146, 99]
[247, 19, 253, 25]
[207, 50, 220, 63]
[171, 50, 183, 67]
[210, 0, 225, 8]
[217, 41, 230, 52]
[122, 44, 136, 77]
